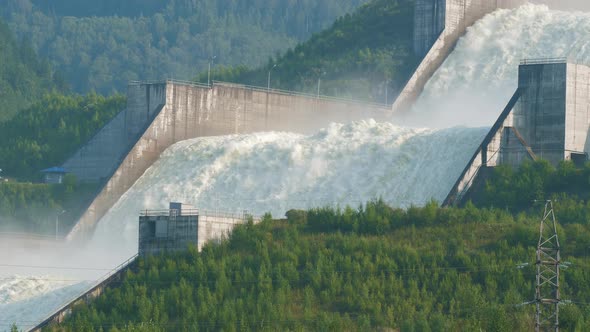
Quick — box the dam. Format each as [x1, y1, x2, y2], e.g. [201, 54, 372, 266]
[445, 59, 590, 205]
[3, 1, 590, 331]
[64, 81, 393, 239]
[64, 0, 539, 241]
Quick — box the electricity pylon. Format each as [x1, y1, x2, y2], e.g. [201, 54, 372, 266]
[534, 200, 560, 332]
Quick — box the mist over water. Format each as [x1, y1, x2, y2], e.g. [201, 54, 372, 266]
[410, 4, 590, 127]
[3, 3, 590, 330]
[90, 122, 487, 258]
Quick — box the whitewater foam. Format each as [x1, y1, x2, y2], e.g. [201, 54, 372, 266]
[3, 3, 590, 330]
[89, 121, 487, 257]
[412, 4, 590, 126]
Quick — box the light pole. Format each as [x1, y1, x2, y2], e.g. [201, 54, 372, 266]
[56, 210, 66, 240]
[385, 79, 390, 104]
[207, 55, 217, 87]
[317, 71, 326, 98]
[267, 64, 277, 91]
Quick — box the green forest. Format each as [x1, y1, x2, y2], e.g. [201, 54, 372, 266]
[0, 17, 65, 121]
[472, 160, 590, 215]
[0, 93, 126, 180]
[0, 0, 418, 235]
[197, 0, 417, 103]
[1, 0, 371, 94]
[42, 161, 590, 331]
[0, 178, 97, 234]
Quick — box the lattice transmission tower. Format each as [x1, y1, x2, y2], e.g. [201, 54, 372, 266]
[534, 200, 561, 332]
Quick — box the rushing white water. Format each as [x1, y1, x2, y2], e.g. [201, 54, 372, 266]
[412, 4, 590, 127]
[3, 3, 590, 331]
[90, 121, 487, 258]
[0, 277, 90, 330]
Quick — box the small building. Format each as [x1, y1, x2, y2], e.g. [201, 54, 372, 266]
[138, 202, 253, 256]
[41, 167, 68, 184]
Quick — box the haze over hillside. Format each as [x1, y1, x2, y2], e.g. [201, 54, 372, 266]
[0, 17, 64, 121]
[0, 0, 369, 94]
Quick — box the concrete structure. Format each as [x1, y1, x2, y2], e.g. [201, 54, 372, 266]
[41, 167, 68, 184]
[393, 0, 528, 113]
[62, 84, 166, 183]
[138, 203, 198, 256]
[30, 254, 138, 332]
[66, 81, 391, 240]
[139, 203, 254, 256]
[445, 60, 590, 205]
[31, 203, 252, 331]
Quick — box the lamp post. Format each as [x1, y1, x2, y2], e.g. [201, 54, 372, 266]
[268, 64, 277, 91]
[317, 71, 326, 98]
[385, 79, 390, 104]
[56, 210, 66, 240]
[207, 55, 217, 87]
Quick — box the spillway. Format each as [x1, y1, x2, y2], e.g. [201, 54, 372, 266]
[412, 4, 590, 127]
[2, 4, 590, 331]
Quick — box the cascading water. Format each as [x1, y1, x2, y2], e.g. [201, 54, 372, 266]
[2, 4, 590, 330]
[412, 4, 590, 127]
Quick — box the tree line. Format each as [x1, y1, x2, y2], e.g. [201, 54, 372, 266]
[198, 0, 418, 103]
[0, 93, 125, 180]
[1, 0, 369, 94]
[44, 190, 590, 331]
[0, 17, 65, 121]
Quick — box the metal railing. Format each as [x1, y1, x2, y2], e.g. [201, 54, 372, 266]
[520, 57, 568, 65]
[140, 209, 200, 217]
[212, 81, 391, 108]
[140, 208, 258, 221]
[129, 79, 391, 109]
[129, 79, 211, 89]
[30, 254, 139, 331]
[0, 232, 65, 241]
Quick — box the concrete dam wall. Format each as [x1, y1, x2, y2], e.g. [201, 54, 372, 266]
[445, 60, 590, 205]
[63, 83, 167, 182]
[393, 0, 527, 113]
[66, 81, 393, 239]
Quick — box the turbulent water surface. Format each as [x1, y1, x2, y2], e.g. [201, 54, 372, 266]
[413, 4, 590, 126]
[2, 4, 590, 330]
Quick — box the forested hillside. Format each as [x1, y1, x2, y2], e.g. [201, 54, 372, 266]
[0, 92, 125, 233]
[0, 93, 126, 180]
[0, 17, 64, 121]
[199, 0, 417, 103]
[1, 0, 369, 94]
[45, 194, 590, 331]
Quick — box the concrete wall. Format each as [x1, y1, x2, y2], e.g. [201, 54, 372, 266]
[445, 61, 590, 206]
[63, 83, 167, 182]
[414, 0, 446, 58]
[138, 209, 253, 255]
[138, 214, 198, 256]
[197, 213, 251, 252]
[444, 89, 522, 205]
[515, 62, 567, 164]
[125, 82, 167, 142]
[67, 81, 392, 239]
[566, 63, 590, 156]
[31, 255, 138, 332]
[393, 0, 527, 113]
[62, 110, 127, 182]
